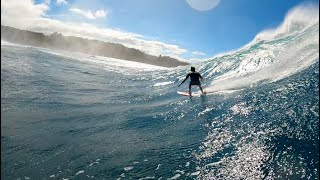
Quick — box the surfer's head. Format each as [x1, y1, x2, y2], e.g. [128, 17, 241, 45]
[191, 67, 195, 72]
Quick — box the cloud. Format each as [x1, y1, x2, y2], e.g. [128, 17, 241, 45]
[1, 0, 49, 30]
[56, 0, 67, 5]
[1, 0, 188, 58]
[1, 0, 49, 19]
[192, 51, 206, 56]
[69, 8, 107, 19]
[94, 10, 107, 18]
[69, 8, 95, 19]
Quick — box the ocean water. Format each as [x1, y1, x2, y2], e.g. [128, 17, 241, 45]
[1, 6, 319, 180]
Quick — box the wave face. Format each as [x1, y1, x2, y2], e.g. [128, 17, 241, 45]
[192, 4, 319, 94]
[1, 4, 319, 180]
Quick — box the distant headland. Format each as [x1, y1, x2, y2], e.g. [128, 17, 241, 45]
[1, 25, 188, 67]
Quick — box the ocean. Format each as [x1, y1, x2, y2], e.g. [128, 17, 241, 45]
[1, 6, 319, 180]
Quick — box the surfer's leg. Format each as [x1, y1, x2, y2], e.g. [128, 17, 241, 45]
[189, 84, 192, 96]
[198, 85, 204, 94]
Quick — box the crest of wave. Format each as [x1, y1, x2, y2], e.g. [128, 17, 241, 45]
[253, 3, 319, 42]
[198, 3, 319, 94]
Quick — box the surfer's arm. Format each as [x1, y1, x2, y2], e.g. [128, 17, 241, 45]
[178, 74, 189, 87]
[199, 74, 203, 81]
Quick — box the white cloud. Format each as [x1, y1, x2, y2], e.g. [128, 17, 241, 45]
[57, 0, 67, 5]
[69, 8, 95, 19]
[94, 10, 107, 18]
[1, 0, 49, 19]
[192, 51, 206, 56]
[1, 0, 188, 59]
[69, 8, 107, 19]
[1, 0, 49, 30]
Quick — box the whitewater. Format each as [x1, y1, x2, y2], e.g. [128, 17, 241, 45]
[1, 4, 319, 179]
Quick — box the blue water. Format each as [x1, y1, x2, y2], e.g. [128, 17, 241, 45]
[1, 14, 319, 180]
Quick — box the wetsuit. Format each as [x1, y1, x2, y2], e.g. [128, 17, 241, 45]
[186, 72, 202, 85]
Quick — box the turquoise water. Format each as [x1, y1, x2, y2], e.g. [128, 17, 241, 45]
[1, 19, 319, 180]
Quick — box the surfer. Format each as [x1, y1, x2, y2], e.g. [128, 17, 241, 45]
[178, 67, 205, 96]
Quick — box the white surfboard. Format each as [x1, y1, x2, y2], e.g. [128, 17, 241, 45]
[177, 91, 206, 97]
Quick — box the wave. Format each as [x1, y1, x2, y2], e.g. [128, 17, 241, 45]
[193, 3, 319, 94]
[153, 81, 174, 87]
[1, 40, 27, 47]
[34, 48, 171, 74]
[1, 39, 171, 73]
[252, 3, 319, 43]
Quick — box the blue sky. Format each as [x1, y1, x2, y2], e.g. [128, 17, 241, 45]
[3, 0, 319, 59]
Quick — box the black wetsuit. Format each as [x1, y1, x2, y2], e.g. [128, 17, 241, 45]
[186, 72, 202, 85]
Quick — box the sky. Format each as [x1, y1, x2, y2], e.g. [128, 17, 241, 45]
[1, 0, 319, 60]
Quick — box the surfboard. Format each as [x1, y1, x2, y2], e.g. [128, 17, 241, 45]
[177, 91, 206, 97]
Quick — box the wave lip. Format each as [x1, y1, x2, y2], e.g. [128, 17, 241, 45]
[198, 3, 319, 94]
[252, 3, 319, 43]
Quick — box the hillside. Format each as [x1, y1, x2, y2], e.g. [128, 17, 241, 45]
[1, 25, 188, 67]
